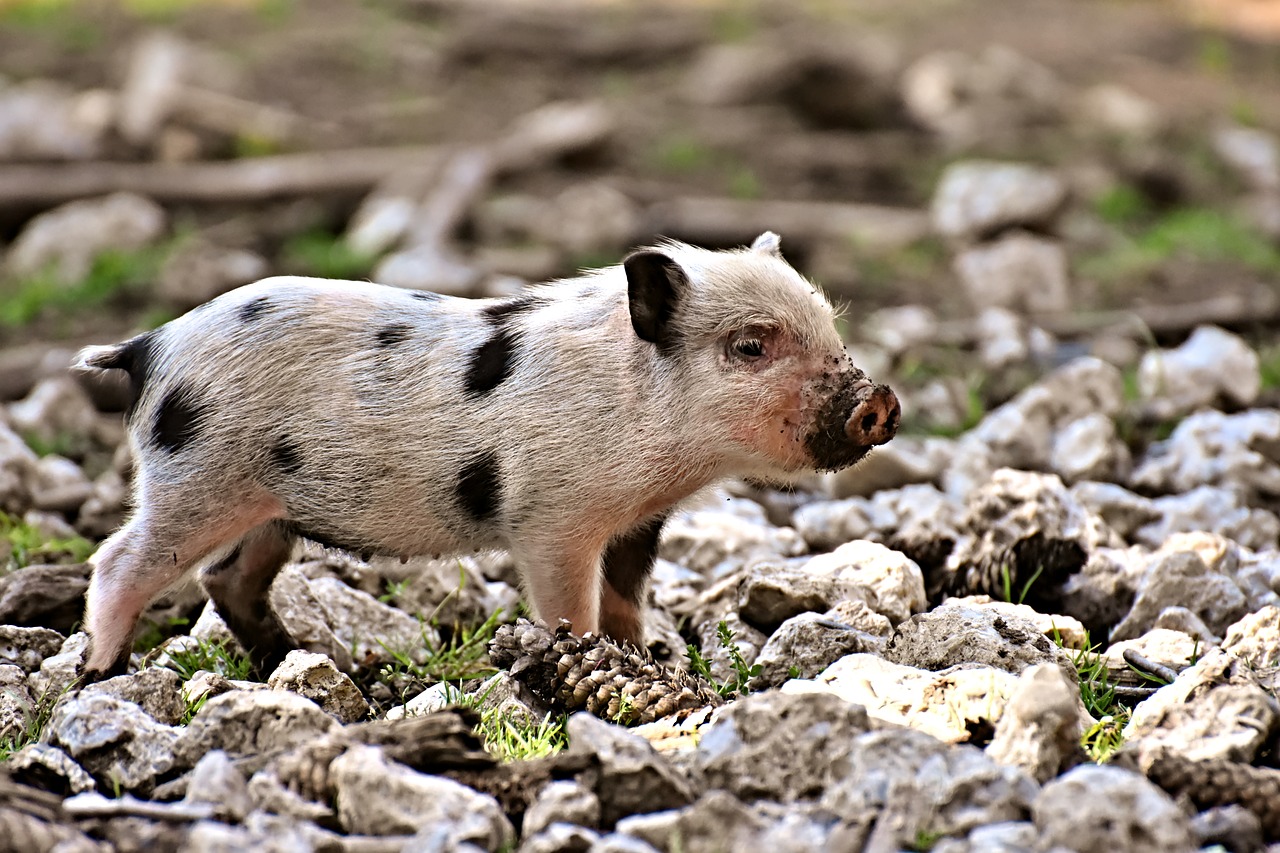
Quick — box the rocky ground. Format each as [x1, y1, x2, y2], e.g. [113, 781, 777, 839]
[2, 1, 1280, 852]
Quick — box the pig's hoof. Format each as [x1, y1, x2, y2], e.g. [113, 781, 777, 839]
[846, 384, 901, 447]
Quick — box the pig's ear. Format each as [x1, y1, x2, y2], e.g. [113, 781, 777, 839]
[751, 231, 781, 256]
[625, 250, 687, 352]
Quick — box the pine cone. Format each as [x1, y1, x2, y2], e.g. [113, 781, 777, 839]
[490, 619, 723, 724]
[1145, 753, 1280, 840]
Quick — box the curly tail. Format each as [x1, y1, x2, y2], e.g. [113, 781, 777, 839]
[74, 343, 131, 373]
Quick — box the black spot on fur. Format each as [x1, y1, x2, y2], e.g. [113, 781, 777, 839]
[239, 296, 272, 323]
[376, 323, 413, 347]
[271, 436, 304, 474]
[456, 451, 501, 522]
[464, 295, 542, 396]
[603, 513, 669, 605]
[410, 290, 441, 301]
[204, 544, 243, 576]
[152, 385, 208, 453]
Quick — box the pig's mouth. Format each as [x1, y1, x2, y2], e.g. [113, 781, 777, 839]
[804, 380, 900, 471]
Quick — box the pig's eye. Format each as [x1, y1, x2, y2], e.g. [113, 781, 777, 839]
[732, 338, 765, 359]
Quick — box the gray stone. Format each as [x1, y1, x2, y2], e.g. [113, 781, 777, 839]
[661, 503, 806, 579]
[27, 631, 89, 699]
[5, 192, 166, 285]
[0, 664, 34, 744]
[986, 664, 1088, 783]
[523, 780, 601, 837]
[8, 376, 113, 458]
[0, 79, 111, 161]
[1222, 604, 1280, 670]
[1050, 414, 1130, 485]
[184, 750, 253, 823]
[373, 245, 480, 297]
[1191, 804, 1264, 853]
[330, 744, 513, 845]
[954, 231, 1070, 313]
[1212, 124, 1280, 191]
[1033, 764, 1195, 853]
[1124, 650, 1277, 765]
[1111, 550, 1248, 643]
[1058, 547, 1146, 634]
[387, 552, 511, 628]
[1135, 486, 1280, 552]
[541, 183, 640, 256]
[267, 566, 353, 673]
[0, 419, 37, 514]
[6, 743, 97, 793]
[307, 575, 433, 665]
[30, 455, 94, 513]
[0, 625, 65, 673]
[885, 604, 1072, 676]
[1137, 326, 1261, 419]
[819, 726, 1038, 838]
[156, 239, 269, 308]
[46, 692, 179, 794]
[1069, 481, 1160, 541]
[588, 836, 662, 853]
[567, 712, 695, 826]
[520, 823, 600, 853]
[932, 161, 1068, 242]
[82, 666, 185, 725]
[801, 540, 925, 625]
[749, 611, 885, 689]
[614, 791, 834, 853]
[173, 689, 338, 769]
[1131, 408, 1280, 500]
[693, 691, 872, 802]
[184, 812, 319, 853]
[824, 436, 952, 499]
[736, 562, 860, 632]
[1078, 83, 1163, 138]
[266, 650, 369, 724]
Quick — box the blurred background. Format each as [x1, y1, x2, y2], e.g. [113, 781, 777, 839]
[1, 0, 1280, 435]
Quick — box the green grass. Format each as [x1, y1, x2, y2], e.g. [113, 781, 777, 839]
[998, 563, 1045, 606]
[0, 241, 175, 328]
[651, 134, 716, 176]
[434, 681, 567, 762]
[0, 683, 70, 762]
[281, 231, 378, 280]
[0, 512, 95, 574]
[132, 616, 191, 655]
[1092, 185, 1151, 227]
[20, 430, 80, 459]
[685, 620, 760, 698]
[1259, 343, 1280, 391]
[1079, 208, 1280, 284]
[377, 609, 504, 695]
[157, 637, 255, 681]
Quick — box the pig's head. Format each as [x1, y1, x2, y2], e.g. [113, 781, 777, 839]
[624, 231, 899, 480]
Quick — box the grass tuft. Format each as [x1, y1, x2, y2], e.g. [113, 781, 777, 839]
[157, 637, 255, 681]
[685, 620, 760, 698]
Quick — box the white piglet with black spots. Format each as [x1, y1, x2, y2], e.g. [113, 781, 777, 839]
[75, 232, 899, 681]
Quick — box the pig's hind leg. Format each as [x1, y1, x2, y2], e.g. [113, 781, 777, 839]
[599, 514, 668, 648]
[199, 521, 297, 677]
[83, 491, 286, 681]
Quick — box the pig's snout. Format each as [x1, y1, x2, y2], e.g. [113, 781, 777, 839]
[846, 384, 900, 447]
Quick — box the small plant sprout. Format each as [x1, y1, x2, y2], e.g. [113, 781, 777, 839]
[684, 620, 761, 698]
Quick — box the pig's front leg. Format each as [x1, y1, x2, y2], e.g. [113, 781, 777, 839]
[512, 538, 605, 639]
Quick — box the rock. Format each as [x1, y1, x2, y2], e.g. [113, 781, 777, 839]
[1221, 604, 1280, 670]
[117, 31, 188, 146]
[384, 681, 454, 722]
[566, 712, 695, 826]
[373, 245, 480, 297]
[1033, 764, 1195, 853]
[331, 744, 514, 845]
[737, 561, 867, 632]
[6, 743, 97, 794]
[1110, 551, 1248, 643]
[614, 791, 834, 853]
[523, 780, 601, 837]
[27, 631, 89, 699]
[1104, 629, 1204, 682]
[540, 183, 640, 255]
[941, 469, 1116, 609]
[0, 79, 111, 161]
[986, 664, 1088, 782]
[1134, 485, 1280, 552]
[749, 611, 885, 689]
[1212, 124, 1280, 192]
[1069, 481, 1160, 540]
[1124, 649, 1276, 765]
[29, 456, 94, 513]
[1050, 413, 1130, 485]
[306, 575, 433, 665]
[785, 653, 1020, 744]
[387, 553, 509, 628]
[266, 650, 369, 724]
[800, 541, 925, 625]
[265, 566, 353, 673]
[1077, 83, 1164, 139]
[5, 192, 167, 285]
[885, 604, 1072, 676]
[819, 726, 1038, 840]
[974, 306, 1036, 370]
[660, 503, 806, 579]
[0, 625, 65, 673]
[520, 823, 600, 853]
[173, 689, 338, 768]
[1130, 408, 1280, 501]
[184, 750, 253, 823]
[931, 161, 1068, 242]
[1151, 607, 1222, 645]
[1191, 805, 1264, 853]
[0, 420, 37, 514]
[46, 693, 179, 794]
[155, 239, 270, 308]
[1136, 326, 1261, 419]
[8, 376, 112, 458]
[185, 812, 329, 853]
[940, 596, 1087, 649]
[0, 664, 34, 744]
[953, 231, 1070, 313]
[824, 436, 952, 498]
[692, 691, 872, 802]
[902, 46, 1061, 147]
[81, 666, 185, 725]
[861, 304, 939, 356]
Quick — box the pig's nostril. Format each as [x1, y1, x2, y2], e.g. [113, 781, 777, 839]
[860, 412, 879, 433]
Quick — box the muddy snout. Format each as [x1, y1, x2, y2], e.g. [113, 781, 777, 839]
[846, 383, 900, 447]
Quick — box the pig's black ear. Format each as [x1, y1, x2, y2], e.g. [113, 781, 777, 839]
[624, 250, 687, 352]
